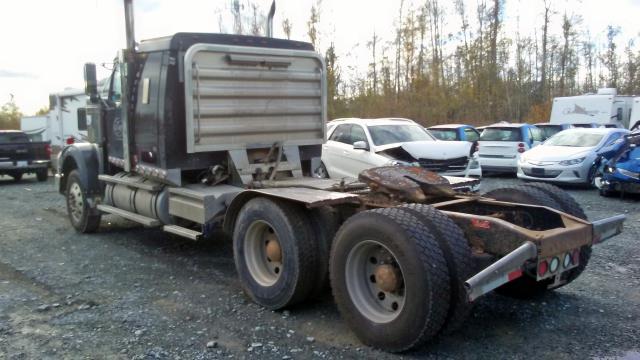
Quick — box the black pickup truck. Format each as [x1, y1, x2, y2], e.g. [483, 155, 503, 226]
[0, 130, 51, 182]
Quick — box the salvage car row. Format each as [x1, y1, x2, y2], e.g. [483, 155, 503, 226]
[314, 118, 640, 197]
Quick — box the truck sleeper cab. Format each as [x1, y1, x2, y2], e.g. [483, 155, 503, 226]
[55, 12, 625, 353]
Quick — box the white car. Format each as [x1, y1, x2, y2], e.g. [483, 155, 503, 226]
[316, 118, 481, 179]
[477, 123, 544, 173]
[517, 128, 629, 184]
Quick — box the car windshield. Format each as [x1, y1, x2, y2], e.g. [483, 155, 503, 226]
[429, 129, 459, 141]
[368, 124, 434, 146]
[538, 125, 563, 140]
[544, 131, 604, 147]
[479, 127, 523, 141]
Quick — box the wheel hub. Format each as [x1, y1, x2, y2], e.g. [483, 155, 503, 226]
[265, 234, 282, 262]
[374, 264, 400, 292]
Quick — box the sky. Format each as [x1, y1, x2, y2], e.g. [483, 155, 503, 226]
[1, 0, 639, 115]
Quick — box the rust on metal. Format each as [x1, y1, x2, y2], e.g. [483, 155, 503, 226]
[265, 233, 282, 262]
[358, 166, 457, 202]
[374, 264, 401, 292]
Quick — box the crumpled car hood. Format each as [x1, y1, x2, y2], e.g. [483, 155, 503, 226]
[388, 140, 471, 160]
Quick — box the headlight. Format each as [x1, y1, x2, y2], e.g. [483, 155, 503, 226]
[617, 168, 640, 180]
[559, 157, 586, 166]
[387, 160, 410, 166]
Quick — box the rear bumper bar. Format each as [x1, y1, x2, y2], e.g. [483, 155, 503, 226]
[592, 214, 625, 244]
[464, 214, 625, 301]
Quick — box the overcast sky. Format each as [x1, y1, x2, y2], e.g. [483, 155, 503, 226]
[1, 0, 639, 115]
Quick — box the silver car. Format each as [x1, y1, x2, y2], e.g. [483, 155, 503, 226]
[517, 128, 629, 185]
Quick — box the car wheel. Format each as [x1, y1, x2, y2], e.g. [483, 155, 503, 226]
[313, 162, 330, 179]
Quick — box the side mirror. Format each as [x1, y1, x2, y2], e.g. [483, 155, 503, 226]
[353, 141, 368, 150]
[84, 63, 99, 103]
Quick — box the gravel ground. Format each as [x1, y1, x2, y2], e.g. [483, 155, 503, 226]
[0, 173, 638, 359]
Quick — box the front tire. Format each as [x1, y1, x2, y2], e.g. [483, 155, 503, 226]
[330, 208, 450, 352]
[233, 197, 317, 310]
[65, 170, 101, 233]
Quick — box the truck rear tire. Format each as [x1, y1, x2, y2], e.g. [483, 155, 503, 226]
[65, 170, 101, 233]
[483, 186, 562, 298]
[36, 168, 48, 182]
[516, 183, 591, 289]
[233, 197, 316, 310]
[329, 207, 450, 352]
[398, 204, 474, 334]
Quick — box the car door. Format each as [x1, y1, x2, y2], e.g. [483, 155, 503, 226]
[338, 125, 381, 177]
[322, 124, 354, 178]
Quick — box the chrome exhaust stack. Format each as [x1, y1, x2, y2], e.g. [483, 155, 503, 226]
[266, 0, 276, 37]
[124, 0, 136, 52]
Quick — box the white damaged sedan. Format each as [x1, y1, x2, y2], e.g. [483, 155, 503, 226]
[317, 118, 481, 180]
[517, 127, 629, 185]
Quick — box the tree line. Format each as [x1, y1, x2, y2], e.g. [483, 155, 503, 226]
[304, 0, 640, 126]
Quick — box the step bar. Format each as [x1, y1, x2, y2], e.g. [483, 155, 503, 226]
[96, 204, 203, 240]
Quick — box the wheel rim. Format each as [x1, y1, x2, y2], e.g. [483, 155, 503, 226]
[345, 240, 406, 323]
[68, 182, 84, 223]
[314, 165, 328, 179]
[244, 220, 283, 287]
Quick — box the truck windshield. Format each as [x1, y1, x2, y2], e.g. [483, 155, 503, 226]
[368, 125, 434, 146]
[479, 128, 522, 141]
[429, 129, 459, 141]
[0, 132, 29, 143]
[544, 131, 604, 147]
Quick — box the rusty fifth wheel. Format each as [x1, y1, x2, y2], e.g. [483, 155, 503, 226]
[330, 207, 451, 352]
[233, 197, 317, 309]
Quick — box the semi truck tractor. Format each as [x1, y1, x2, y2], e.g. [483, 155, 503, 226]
[56, 1, 626, 352]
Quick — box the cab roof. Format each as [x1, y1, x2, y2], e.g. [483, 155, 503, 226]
[137, 32, 314, 53]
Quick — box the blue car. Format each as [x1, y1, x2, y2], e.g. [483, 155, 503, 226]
[427, 124, 480, 142]
[595, 131, 640, 196]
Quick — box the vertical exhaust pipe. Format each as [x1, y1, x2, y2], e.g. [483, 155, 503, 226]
[266, 0, 276, 38]
[124, 0, 136, 52]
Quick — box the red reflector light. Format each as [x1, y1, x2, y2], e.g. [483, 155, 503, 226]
[518, 142, 525, 147]
[517, 147, 525, 153]
[538, 260, 548, 277]
[66, 137, 75, 145]
[44, 144, 52, 157]
[572, 249, 580, 265]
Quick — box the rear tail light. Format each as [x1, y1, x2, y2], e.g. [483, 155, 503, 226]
[572, 249, 580, 265]
[518, 143, 525, 147]
[517, 147, 525, 153]
[66, 137, 75, 145]
[538, 260, 548, 277]
[44, 144, 52, 157]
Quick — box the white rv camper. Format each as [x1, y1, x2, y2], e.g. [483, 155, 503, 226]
[20, 115, 50, 142]
[549, 88, 634, 128]
[630, 97, 640, 130]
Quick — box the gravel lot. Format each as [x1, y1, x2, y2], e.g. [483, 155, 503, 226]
[0, 174, 638, 359]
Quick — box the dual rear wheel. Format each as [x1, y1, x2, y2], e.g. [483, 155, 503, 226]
[233, 197, 472, 352]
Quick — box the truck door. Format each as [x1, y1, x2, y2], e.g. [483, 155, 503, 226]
[104, 65, 124, 160]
